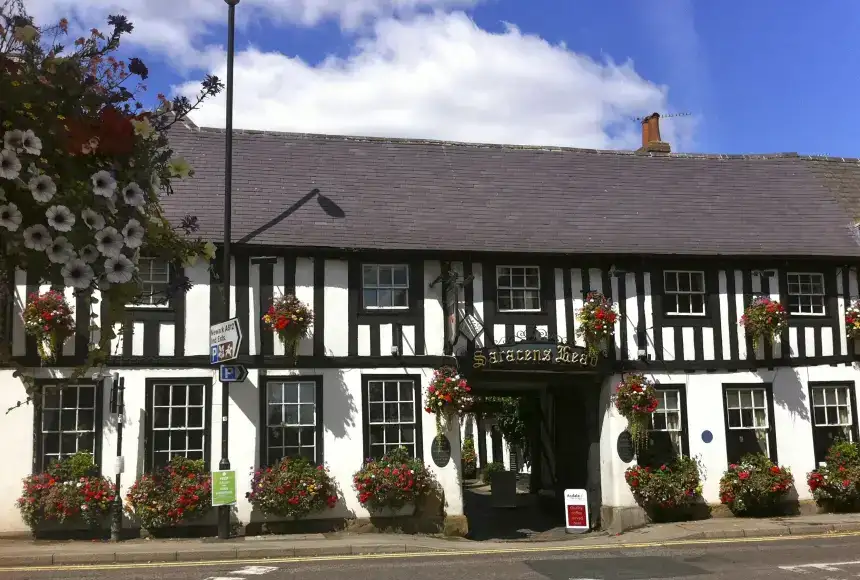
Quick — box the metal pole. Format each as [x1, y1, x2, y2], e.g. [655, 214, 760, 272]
[110, 375, 125, 542]
[219, 0, 239, 541]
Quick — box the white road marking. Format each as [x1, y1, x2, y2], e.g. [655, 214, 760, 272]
[204, 577, 242, 580]
[781, 560, 860, 573]
[230, 566, 280, 575]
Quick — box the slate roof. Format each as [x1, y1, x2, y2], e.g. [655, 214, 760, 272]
[162, 124, 860, 257]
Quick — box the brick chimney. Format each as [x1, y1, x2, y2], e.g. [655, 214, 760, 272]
[638, 112, 671, 153]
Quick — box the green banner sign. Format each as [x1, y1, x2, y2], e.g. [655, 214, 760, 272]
[211, 470, 237, 506]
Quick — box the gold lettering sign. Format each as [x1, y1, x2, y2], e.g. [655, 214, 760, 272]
[472, 343, 599, 369]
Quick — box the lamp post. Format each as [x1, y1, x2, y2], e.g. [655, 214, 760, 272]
[109, 373, 125, 542]
[219, 0, 239, 541]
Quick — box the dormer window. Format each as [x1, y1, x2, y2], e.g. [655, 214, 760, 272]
[128, 257, 170, 308]
[663, 270, 705, 316]
[362, 264, 409, 309]
[496, 266, 541, 312]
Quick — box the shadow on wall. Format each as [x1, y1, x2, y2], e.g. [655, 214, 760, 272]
[756, 367, 809, 422]
[325, 369, 357, 440]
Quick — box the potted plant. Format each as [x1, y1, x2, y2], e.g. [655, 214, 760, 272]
[125, 457, 212, 536]
[613, 373, 659, 453]
[424, 366, 472, 434]
[262, 293, 314, 362]
[352, 447, 435, 517]
[625, 456, 704, 522]
[16, 451, 116, 537]
[482, 461, 505, 485]
[719, 453, 794, 516]
[461, 437, 477, 480]
[808, 441, 860, 512]
[576, 291, 617, 356]
[740, 296, 788, 349]
[247, 456, 339, 519]
[845, 300, 860, 340]
[22, 290, 75, 362]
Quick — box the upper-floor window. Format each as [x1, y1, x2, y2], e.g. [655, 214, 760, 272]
[363, 264, 409, 309]
[128, 257, 170, 307]
[787, 272, 825, 315]
[496, 266, 541, 312]
[663, 270, 705, 316]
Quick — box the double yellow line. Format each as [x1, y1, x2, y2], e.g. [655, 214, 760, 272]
[3, 530, 860, 573]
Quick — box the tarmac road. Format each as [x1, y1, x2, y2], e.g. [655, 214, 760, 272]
[7, 534, 860, 580]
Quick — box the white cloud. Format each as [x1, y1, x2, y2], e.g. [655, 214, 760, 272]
[180, 13, 682, 150]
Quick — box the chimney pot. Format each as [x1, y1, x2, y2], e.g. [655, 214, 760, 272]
[638, 112, 671, 154]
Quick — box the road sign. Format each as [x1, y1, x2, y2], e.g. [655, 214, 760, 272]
[211, 470, 237, 506]
[219, 364, 248, 383]
[210, 318, 242, 365]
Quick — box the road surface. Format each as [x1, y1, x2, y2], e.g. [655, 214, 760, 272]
[7, 534, 860, 579]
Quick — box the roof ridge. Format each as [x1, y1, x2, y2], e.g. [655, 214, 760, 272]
[181, 124, 817, 161]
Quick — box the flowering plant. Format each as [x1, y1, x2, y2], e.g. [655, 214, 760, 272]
[719, 453, 794, 516]
[846, 300, 860, 340]
[576, 291, 617, 355]
[125, 457, 211, 530]
[22, 289, 74, 361]
[613, 373, 659, 453]
[262, 294, 313, 360]
[461, 437, 477, 478]
[808, 441, 860, 512]
[625, 456, 703, 519]
[16, 451, 115, 530]
[740, 296, 788, 349]
[247, 456, 339, 519]
[424, 366, 472, 433]
[352, 447, 435, 512]
[0, 5, 221, 402]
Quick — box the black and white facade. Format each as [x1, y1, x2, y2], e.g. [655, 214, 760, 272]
[2, 117, 860, 533]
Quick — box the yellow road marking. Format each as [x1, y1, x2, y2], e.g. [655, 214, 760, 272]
[1, 530, 859, 573]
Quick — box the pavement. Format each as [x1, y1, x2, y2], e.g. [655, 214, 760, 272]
[2, 512, 860, 568]
[6, 532, 860, 579]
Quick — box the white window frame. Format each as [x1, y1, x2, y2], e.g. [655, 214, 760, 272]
[786, 272, 826, 316]
[725, 387, 771, 456]
[39, 384, 97, 471]
[650, 388, 684, 456]
[811, 385, 853, 434]
[366, 379, 419, 459]
[496, 265, 541, 313]
[362, 264, 409, 310]
[150, 382, 207, 469]
[663, 270, 706, 316]
[128, 257, 171, 308]
[265, 380, 319, 465]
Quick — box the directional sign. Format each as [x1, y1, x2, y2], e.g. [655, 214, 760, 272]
[219, 364, 248, 383]
[210, 318, 242, 365]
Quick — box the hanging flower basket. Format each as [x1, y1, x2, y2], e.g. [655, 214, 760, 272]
[424, 366, 472, 434]
[262, 294, 313, 362]
[22, 290, 75, 362]
[740, 296, 788, 349]
[613, 373, 659, 453]
[576, 291, 617, 356]
[846, 300, 860, 340]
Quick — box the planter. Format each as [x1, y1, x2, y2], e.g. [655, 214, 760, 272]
[367, 504, 415, 518]
[490, 470, 517, 508]
[33, 518, 108, 540]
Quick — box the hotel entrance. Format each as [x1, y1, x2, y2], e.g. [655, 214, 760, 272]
[457, 336, 608, 540]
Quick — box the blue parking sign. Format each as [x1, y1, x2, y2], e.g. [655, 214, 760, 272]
[211, 346, 219, 364]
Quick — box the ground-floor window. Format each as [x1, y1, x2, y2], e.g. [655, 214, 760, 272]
[35, 383, 102, 472]
[261, 377, 323, 466]
[362, 375, 423, 460]
[145, 379, 212, 471]
[723, 384, 777, 464]
[640, 385, 688, 467]
[809, 382, 859, 466]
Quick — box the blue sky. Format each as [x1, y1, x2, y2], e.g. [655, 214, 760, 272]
[30, 0, 860, 155]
